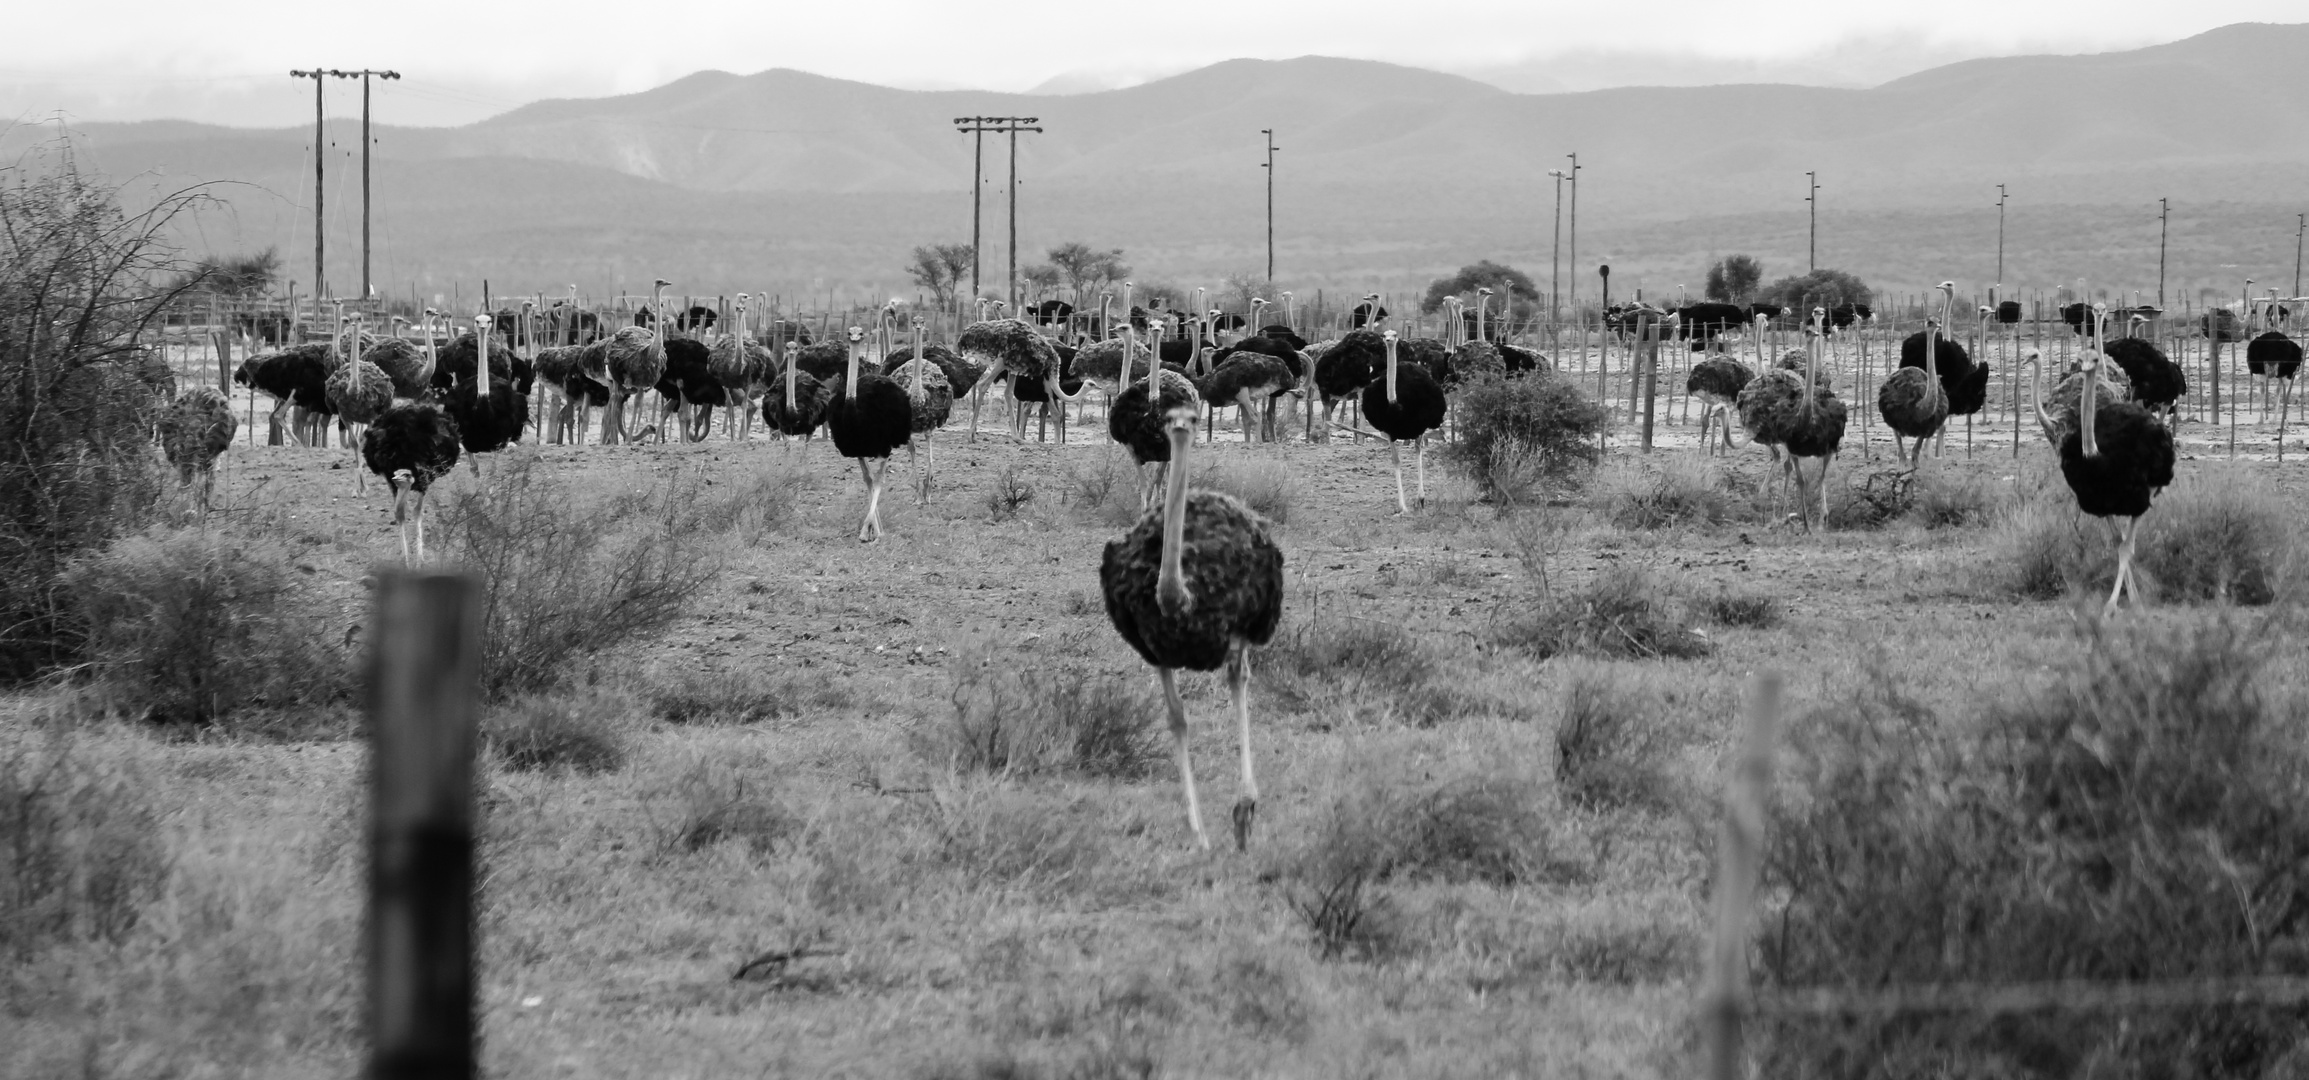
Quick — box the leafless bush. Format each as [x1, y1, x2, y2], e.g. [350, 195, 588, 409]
[1554, 665, 1676, 812]
[646, 756, 798, 855]
[936, 659, 1161, 779]
[485, 690, 632, 774]
[1597, 458, 1742, 529]
[1258, 611, 1465, 725]
[986, 465, 1037, 522]
[1499, 565, 1712, 661]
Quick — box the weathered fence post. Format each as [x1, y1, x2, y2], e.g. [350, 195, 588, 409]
[1637, 312, 1660, 452]
[1704, 671, 1783, 1080]
[368, 570, 483, 1080]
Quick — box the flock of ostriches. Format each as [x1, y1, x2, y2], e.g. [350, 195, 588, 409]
[158, 278, 2240, 851]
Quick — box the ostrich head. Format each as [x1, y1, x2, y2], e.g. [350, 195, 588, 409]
[846, 326, 866, 345]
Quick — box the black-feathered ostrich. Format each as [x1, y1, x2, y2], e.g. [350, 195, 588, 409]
[1309, 328, 1383, 441]
[826, 325, 913, 542]
[1205, 332, 1299, 443]
[1686, 312, 1759, 456]
[1738, 309, 1846, 531]
[2104, 315, 2186, 423]
[326, 310, 397, 492]
[1110, 321, 1204, 510]
[2059, 305, 2176, 613]
[1100, 388, 1284, 852]
[157, 387, 238, 514]
[959, 317, 1077, 441]
[889, 316, 954, 503]
[361, 395, 461, 563]
[598, 280, 671, 444]
[1358, 330, 1449, 514]
[1879, 283, 1957, 469]
[2246, 302, 2304, 413]
[234, 338, 335, 447]
[442, 314, 529, 475]
[764, 340, 833, 458]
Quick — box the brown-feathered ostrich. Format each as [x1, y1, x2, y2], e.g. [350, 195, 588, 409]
[599, 279, 671, 444]
[1100, 393, 1284, 852]
[1737, 310, 1846, 531]
[763, 340, 833, 458]
[361, 399, 461, 563]
[826, 326, 914, 542]
[158, 387, 238, 514]
[363, 315, 430, 399]
[1205, 334, 1299, 443]
[326, 311, 397, 493]
[2058, 305, 2176, 613]
[1878, 284, 1957, 469]
[2022, 348, 2129, 448]
[1109, 322, 1204, 509]
[890, 316, 954, 503]
[960, 317, 1077, 441]
[1686, 313, 1759, 456]
[709, 296, 777, 440]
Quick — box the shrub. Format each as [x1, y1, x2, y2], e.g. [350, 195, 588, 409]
[1698, 587, 1780, 628]
[0, 144, 197, 679]
[1757, 620, 2309, 1077]
[1499, 565, 1712, 661]
[1554, 665, 1675, 812]
[688, 459, 805, 542]
[986, 466, 1036, 522]
[60, 528, 347, 725]
[1596, 458, 1741, 529]
[937, 659, 1162, 779]
[926, 785, 1103, 887]
[647, 665, 854, 725]
[0, 728, 168, 960]
[1445, 370, 1609, 502]
[1258, 613, 1462, 725]
[1996, 469, 2297, 605]
[485, 690, 630, 774]
[439, 451, 722, 696]
[1192, 459, 1292, 525]
[648, 756, 798, 855]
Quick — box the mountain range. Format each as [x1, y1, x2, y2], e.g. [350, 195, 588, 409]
[10, 22, 2308, 307]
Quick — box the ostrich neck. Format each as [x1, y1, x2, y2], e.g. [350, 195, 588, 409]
[1386, 343, 1399, 404]
[911, 326, 924, 395]
[2080, 362, 2101, 458]
[1157, 427, 1192, 612]
[480, 327, 497, 405]
[846, 340, 860, 401]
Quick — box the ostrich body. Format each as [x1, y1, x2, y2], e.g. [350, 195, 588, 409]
[2024, 349, 2130, 448]
[890, 317, 954, 502]
[2058, 309, 2176, 613]
[1686, 351, 1755, 456]
[325, 317, 397, 492]
[360, 401, 461, 562]
[1739, 311, 1845, 531]
[655, 337, 717, 442]
[959, 318, 1079, 441]
[441, 316, 528, 472]
[1100, 404, 1284, 852]
[235, 344, 334, 446]
[363, 320, 431, 399]
[599, 280, 671, 443]
[1110, 322, 1202, 507]
[708, 296, 778, 440]
[1205, 349, 1298, 444]
[1879, 286, 1959, 468]
[1361, 330, 1448, 514]
[763, 341, 833, 456]
[158, 387, 238, 512]
[533, 345, 605, 444]
[1310, 329, 1383, 440]
[824, 327, 913, 541]
[2103, 334, 2186, 419]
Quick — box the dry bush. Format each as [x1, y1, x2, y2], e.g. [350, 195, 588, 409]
[1445, 370, 1610, 502]
[1996, 470, 2297, 605]
[1826, 467, 1996, 531]
[485, 690, 631, 774]
[1597, 458, 1743, 529]
[647, 664, 853, 725]
[936, 659, 1162, 780]
[0, 145, 202, 679]
[1554, 665, 1676, 812]
[925, 784, 1104, 888]
[1258, 611, 1463, 725]
[1064, 452, 1123, 511]
[645, 756, 798, 856]
[0, 727, 168, 961]
[986, 465, 1037, 522]
[1697, 586, 1781, 628]
[439, 452, 723, 697]
[1757, 620, 2309, 1077]
[1192, 458, 1292, 525]
[1498, 565, 1712, 661]
[687, 459, 806, 542]
[60, 527, 348, 725]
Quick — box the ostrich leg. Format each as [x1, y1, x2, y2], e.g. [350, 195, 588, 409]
[1240, 393, 1258, 444]
[1161, 668, 1210, 851]
[2109, 517, 2141, 613]
[1415, 435, 1428, 507]
[856, 457, 881, 543]
[1817, 452, 1834, 532]
[1228, 644, 1259, 853]
[1390, 441, 1410, 516]
[413, 491, 430, 564]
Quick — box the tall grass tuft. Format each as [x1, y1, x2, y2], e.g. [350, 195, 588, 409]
[1445, 370, 1610, 503]
[1497, 565, 1712, 661]
[1595, 457, 1743, 529]
[485, 690, 632, 774]
[1757, 619, 2309, 1076]
[936, 659, 1162, 779]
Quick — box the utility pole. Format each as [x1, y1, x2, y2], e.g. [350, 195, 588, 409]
[1261, 128, 1278, 283]
[1995, 183, 2007, 302]
[953, 117, 989, 302]
[289, 69, 328, 300]
[1566, 152, 1580, 312]
[2295, 213, 2304, 298]
[1805, 171, 1820, 272]
[1548, 169, 1567, 331]
[2157, 197, 2170, 308]
[326, 68, 399, 301]
[954, 117, 1040, 310]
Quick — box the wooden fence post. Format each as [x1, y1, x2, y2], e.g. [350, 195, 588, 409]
[1637, 313, 1660, 451]
[368, 571, 483, 1080]
[1704, 670, 1783, 1080]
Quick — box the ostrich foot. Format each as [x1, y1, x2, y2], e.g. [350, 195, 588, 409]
[1231, 796, 1258, 853]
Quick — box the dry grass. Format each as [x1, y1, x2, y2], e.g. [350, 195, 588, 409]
[1497, 565, 1713, 661]
[1997, 467, 2299, 604]
[1594, 457, 1745, 529]
[934, 655, 1163, 780]
[485, 690, 633, 774]
[1192, 458, 1294, 525]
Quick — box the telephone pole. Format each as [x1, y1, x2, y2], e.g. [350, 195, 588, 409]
[2157, 197, 2170, 308]
[1805, 171, 1820, 272]
[953, 117, 1040, 309]
[1995, 183, 2007, 301]
[1565, 152, 1580, 312]
[289, 69, 328, 300]
[327, 68, 399, 301]
[1548, 169, 1568, 330]
[953, 117, 990, 302]
[1261, 128, 1278, 282]
[2294, 213, 2304, 298]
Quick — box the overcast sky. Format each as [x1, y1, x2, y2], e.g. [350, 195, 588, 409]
[2, 2, 2288, 128]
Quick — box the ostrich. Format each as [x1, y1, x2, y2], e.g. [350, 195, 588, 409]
[1099, 394, 1284, 852]
[2245, 319, 2303, 413]
[959, 317, 1077, 441]
[2103, 317, 2186, 422]
[325, 312, 397, 492]
[363, 315, 431, 399]
[2058, 307, 2176, 613]
[2022, 348, 2129, 448]
[532, 339, 606, 445]
[1686, 313, 1758, 456]
[1205, 334, 1299, 443]
[708, 294, 776, 440]
[1359, 330, 1449, 514]
[1309, 330, 1383, 442]
[599, 279, 671, 443]
[655, 333, 718, 442]
[1739, 310, 1846, 531]
[763, 340, 834, 458]
[825, 325, 913, 542]
[234, 338, 335, 447]
[1879, 285, 1957, 469]
[1110, 322, 1203, 509]
[360, 400, 462, 563]
[157, 387, 238, 513]
[889, 316, 954, 503]
[441, 314, 529, 475]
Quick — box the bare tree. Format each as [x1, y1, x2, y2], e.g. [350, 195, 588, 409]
[905, 243, 974, 307]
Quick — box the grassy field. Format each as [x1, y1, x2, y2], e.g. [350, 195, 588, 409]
[6, 377, 2307, 1078]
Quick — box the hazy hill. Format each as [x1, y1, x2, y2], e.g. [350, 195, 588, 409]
[12, 23, 2309, 303]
